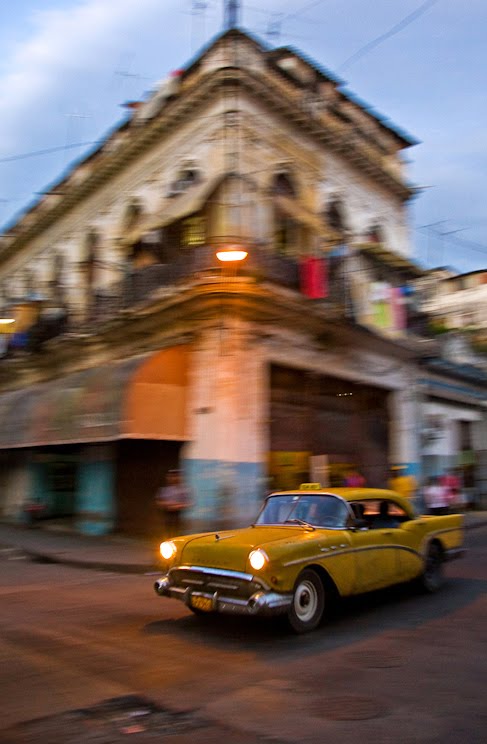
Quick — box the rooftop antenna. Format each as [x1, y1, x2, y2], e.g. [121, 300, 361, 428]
[191, 1, 209, 53]
[265, 12, 284, 44]
[111, 52, 151, 98]
[224, 0, 240, 30]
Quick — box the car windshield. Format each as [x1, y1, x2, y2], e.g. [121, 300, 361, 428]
[255, 494, 349, 529]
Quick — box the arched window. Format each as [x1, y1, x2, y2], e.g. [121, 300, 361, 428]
[325, 198, 346, 234]
[84, 230, 99, 289]
[53, 252, 63, 284]
[178, 168, 199, 190]
[50, 252, 65, 302]
[24, 269, 35, 299]
[123, 200, 142, 233]
[272, 172, 298, 254]
[273, 172, 297, 198]
[169, 167, 201, 196]
[206, 174, 255, 247]
[365, 223, 383, 244]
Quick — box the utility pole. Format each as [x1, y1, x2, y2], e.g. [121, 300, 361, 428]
[224, 0, 240, 30]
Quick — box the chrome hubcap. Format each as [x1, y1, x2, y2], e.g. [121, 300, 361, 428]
[294, 580, 318, 622]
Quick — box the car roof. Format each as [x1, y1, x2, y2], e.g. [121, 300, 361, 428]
[269, 487, 405, 503]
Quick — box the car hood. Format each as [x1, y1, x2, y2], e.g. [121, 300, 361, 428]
[180, 526, 304, 572]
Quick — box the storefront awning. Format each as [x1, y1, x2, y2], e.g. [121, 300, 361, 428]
[0, 346, 190, 449]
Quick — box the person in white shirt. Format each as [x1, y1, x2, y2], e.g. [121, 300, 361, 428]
[423, 476, 449, 515]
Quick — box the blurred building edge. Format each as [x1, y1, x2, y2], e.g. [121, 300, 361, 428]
[0, 28, 485, 537]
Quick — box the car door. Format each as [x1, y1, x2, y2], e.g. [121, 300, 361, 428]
[391, 518, 430, 581]
[349, 501, 397, 592]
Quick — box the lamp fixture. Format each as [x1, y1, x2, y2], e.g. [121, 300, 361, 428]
[216, 245, 248, 262]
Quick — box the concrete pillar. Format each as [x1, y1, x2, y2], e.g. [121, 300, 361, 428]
[183, 320, 268, 530]
[76, 445, 115, 535]
[473, 416, 487, 508]
[388, 380, 421, 478]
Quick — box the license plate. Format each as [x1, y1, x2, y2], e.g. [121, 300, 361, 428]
[190, 595, 213, 612]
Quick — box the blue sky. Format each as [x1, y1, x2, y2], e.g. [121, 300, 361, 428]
[0, 0, 486, 274]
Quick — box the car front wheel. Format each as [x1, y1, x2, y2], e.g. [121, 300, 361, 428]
[288, 569, 325, 634]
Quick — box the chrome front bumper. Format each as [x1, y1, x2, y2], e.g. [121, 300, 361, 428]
[154, 570, 292, 617]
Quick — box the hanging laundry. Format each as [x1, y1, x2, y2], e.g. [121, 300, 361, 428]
[371, 281, 392, 329]
[300, 256, 328, 299]
[390, 286, 407, 331]
[349, 268, 372, 326]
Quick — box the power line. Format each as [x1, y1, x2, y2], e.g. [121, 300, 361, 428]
[283, 0, 327, 23]
[416, 225, 487, 257]
[247, 0, 326, 44]
[0, 141, 103, 165]
[338, 0, 441, 72]
[246, 3, 322, 24]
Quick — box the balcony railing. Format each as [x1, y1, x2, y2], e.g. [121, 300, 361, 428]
[0, 244, 433, 362]
[89, 244, 301, 323]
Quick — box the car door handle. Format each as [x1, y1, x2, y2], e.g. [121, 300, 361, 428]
[383, 531, 393, 536]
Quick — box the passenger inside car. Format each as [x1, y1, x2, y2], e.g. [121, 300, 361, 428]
[350, 500, 408, 529]
[370, 501, 394, 528]
[351, 502, 366, 521]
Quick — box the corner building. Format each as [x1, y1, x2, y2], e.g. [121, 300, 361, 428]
[0, 30, 446, 535]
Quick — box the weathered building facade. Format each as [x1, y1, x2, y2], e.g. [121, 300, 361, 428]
[0, 29, 485, 534]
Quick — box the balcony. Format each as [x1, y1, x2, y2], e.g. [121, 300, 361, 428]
[0, 244, 434, 370]
[89, 244, 301, 324]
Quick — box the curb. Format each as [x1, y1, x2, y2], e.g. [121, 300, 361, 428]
[23, 548, 157, 575]
[464, 519, 487, 532]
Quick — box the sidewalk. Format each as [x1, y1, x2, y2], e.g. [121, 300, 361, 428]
[0, 522, 159, 574]
[1, 511, 486, 575]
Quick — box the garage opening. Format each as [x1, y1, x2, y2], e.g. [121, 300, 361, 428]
[269, 365, 390, 490]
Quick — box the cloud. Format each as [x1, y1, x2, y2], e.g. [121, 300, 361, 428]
[0, 0, 176, 155]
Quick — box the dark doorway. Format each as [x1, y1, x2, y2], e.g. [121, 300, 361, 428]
[116, 440, 184, 536]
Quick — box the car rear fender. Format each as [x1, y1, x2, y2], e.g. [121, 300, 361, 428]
[420, 514, 465, 558]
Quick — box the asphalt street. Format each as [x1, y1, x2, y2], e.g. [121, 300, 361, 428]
[0, 527, 486, 744]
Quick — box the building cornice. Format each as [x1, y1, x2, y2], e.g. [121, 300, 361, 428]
[1, 66, 413, 266]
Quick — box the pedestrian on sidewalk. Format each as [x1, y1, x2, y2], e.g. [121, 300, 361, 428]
[388, 465, 418, 501]
[423, 476, 449, 515]
[440, 469, 462, 511]
[343, 469, 366, 487]
[155, 469, 191, 539]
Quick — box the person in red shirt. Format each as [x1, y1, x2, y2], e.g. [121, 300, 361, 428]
[343, 470, 366, 488]
[439, 470, 461, 509]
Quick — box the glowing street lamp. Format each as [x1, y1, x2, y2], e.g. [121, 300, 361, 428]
[216, 246, 248, 263]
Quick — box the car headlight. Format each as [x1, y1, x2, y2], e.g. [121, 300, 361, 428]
[160, 541, 177, 560]
[249, 548, 268, 571]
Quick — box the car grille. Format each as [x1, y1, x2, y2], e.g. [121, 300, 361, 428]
[168, 567, 265, 600]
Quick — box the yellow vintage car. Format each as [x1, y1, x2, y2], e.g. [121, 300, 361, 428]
[154, 485, 465, 633]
